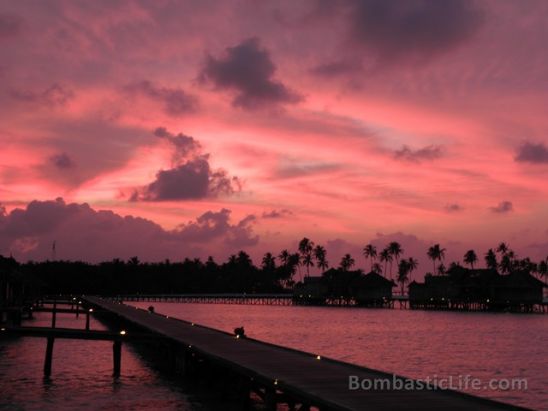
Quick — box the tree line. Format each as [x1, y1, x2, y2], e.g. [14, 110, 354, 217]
[1, 239, 546, 295]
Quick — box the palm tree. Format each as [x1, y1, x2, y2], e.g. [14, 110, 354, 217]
[496, 242, 509, 256]
[362, 244, 377, 272]
[397, 259, 410, 295]
[372, 262, 383, 275]
[314, 245, 329, 272]
[427, 244, 446, 275]
[463, 250, 478, 269]
[484, 249, 497, 270]
[388, 241, 404, 268]
[298, 237, 314, 277]
[261, 252, 276, 272]
[407, 257, 418, 283]
[379, 248, 392, 278]
[499, 254, 512, 274]
[279, 249, 290, 266]
[437, 263, 446, 275]
[339, 254, 355, 272]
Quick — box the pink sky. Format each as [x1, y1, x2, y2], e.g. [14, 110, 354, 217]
[1, 0, 547, 274]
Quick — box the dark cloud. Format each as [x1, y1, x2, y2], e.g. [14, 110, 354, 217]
[393, 145, 443, 162]
[134, 157, 238, 201]
[276, 159, 341, 178]
[346, 0, 484, 65]
[9, 84, 74, 106]
[262, 209, 293, 219]
[154, 127, 201, 164]
[0, 198, 258, 262]
[124, 80, 198, 116]
[0, 13, 23, 39]
[199, 37, 302, 109]
[489, 201, 513, 214]
[514, 141, 548, 164]
[132, 128, 240, 201]
[50, 152, 74, 169]
[445, 203, 463, 213]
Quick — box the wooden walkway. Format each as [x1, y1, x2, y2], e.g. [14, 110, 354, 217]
[83, 296, 527, 411]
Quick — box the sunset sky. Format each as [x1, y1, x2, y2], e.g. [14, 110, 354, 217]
[1, 0, 547, 272]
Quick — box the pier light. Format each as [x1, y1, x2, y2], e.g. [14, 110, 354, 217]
[486, 299, 490, 303]
[191, 322, 195, 326]
[1, 328, 5, 331]
[88, 308, 93, 312]
[316, 355, 321, 360]
[274, 379, 278, 385]
[120, 330, 126, 335]
[78, 301, 82, 304]
[72, 297, 76, 301]
[188, 345, 192, 349]
[236, 334, 240, 339]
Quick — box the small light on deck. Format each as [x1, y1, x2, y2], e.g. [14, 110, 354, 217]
[188, 345, 192, 348]
[486, 299, 490, 303]
[274, 379, 278, 385]
[89, 308, 93, 312]
[316, 355, 321, 360]
[78, 301, 82, 304]
[72, 297, 76, 301]
[1, 327, 5, 331]
[191, 322, 195, 326]
[236, 334, 240, 339]
[120, 330, 126, 335]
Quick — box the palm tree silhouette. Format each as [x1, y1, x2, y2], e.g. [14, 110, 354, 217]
[388, 241, 404, 268]
[314, 245, 329, 272]
[496, 242, 509, 256]
[427, 244, 446, 275]
[484, 249, 497, 270]
[279, 249, 290, 266]
[397, 259, 410, 295]
[380, 248, 393, 278]
[362, 244, 377, 272]
[262, 252, 276, 271]
[463, 250, 478, 269]
[339, 254, 355, 271]
[407, 257, 418, 283]
[298, 237, 314, 278]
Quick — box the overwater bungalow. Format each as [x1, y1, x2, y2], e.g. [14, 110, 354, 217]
[292, 269, 396, 307]
[409, 267, 547, 312]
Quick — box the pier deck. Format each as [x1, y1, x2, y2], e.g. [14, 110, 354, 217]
[83, 296, 525, 411]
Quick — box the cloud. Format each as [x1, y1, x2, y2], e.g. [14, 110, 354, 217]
[132, 128, 240, 201]
[153, 127, 201, 165]
[0, 13, 23, 39]
[0, 198, 258, 262]
[9, 84, 74, 106]
[124, 80, 198, 116]
[393, 145, 443, 162]
[310, 60, 362, 77]
[262, 209, 293, 219]
[444, 203, 463, 213]
[514, 141, 548, 164]
[489, 201, 513, 214]
[346, 0, 484, 65]
[199, 37, 302, 109]
[49, 152, 74, 169]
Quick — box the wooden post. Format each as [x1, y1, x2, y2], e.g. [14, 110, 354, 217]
[113, 340, 122, 377]
[51, 302, 57, 328]
[85, 311, 90, 331]
[76, 302, 80, 318]
[44, 337, 55, 376]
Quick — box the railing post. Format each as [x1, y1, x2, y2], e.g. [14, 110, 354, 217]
[51, 302, 57, 328]
[113, 340, 122, 377]
[44, 337, 55, 376]
[85, 310, 91, 331]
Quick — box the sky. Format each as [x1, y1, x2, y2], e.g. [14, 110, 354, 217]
[1, 0, 547, 274]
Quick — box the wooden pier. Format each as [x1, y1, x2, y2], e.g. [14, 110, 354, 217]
[119, 293, 293, 305]
[77, 296, 527, 411]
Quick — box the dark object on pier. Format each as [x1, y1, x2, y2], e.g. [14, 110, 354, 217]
[234, 326, 245, 338]
[148, 305, 155, 313]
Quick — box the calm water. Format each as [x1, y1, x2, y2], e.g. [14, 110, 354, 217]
[0, 312, 218, 411]
[1, 305, 547, 410]
[131, 303, 547, 410]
